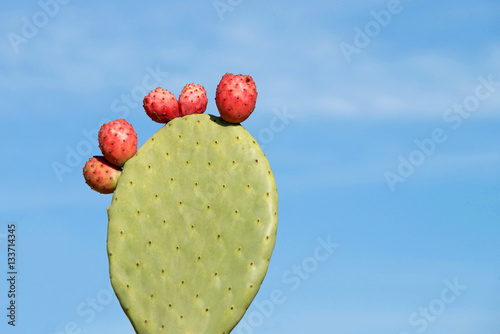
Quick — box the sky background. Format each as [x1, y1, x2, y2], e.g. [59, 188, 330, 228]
[1, 0, 499, 333]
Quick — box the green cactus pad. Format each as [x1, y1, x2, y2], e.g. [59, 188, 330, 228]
[107, 114, 278, 333]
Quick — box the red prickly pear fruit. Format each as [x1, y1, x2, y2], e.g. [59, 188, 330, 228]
[143, 87, 180, 123]
[98, 119, 138, 167]
[178, 83, 208, 117]
[215, 73, 258, 123]
[83, 156, 122, 194]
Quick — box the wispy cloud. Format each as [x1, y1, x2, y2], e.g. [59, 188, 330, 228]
[2, 2, 498, 120]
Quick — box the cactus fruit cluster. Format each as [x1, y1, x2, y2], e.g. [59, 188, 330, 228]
[83, 119, 137, 194]
[82, 73, 278, 334]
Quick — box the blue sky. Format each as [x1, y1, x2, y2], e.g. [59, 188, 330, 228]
[1, 0, 499, 333]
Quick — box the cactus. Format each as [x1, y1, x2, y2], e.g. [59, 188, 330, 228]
[107, 114, 278, 333]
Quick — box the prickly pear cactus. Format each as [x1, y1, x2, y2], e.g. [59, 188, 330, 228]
[107, 114, 278, 333]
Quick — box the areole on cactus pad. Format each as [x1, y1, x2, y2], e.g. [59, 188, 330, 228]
[107, 114, 278, 333]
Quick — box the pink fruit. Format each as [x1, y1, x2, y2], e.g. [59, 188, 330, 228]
[178, 83, 208, 116]
[98, 119, 137, 167]
[143, 87, 180, 123]
[83, 156, 122, 194]
[215, 73, 258, 123]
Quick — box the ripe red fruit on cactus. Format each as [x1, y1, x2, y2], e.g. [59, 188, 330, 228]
[143, 87, 180, 123]
[83, 156, 122, 194]
[178, 83, 208, 117]
[215, 73, 258, 123]
[98, 119, 138, 167]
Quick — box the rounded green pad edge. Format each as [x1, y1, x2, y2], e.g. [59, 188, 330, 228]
[107, 114, 278, 334]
